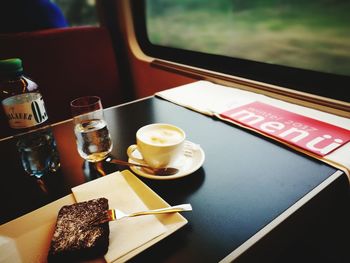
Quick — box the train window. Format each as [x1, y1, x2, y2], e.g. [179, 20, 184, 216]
[132, 0, 350, 104]
[53, 0, 99, 26]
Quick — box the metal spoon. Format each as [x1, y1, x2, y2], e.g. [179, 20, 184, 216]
[105, 157, 179, 176]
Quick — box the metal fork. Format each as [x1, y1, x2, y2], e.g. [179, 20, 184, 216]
[90, 204, 192, 225]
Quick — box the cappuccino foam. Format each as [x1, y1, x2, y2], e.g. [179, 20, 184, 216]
[139, 126, 184, 146]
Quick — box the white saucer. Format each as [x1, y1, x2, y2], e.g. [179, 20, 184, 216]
[128, 141, 205, 180]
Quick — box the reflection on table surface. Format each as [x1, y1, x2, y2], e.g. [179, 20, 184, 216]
[0, 97, 349, 263]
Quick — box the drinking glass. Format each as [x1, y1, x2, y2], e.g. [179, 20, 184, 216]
[70, 96, 113, 162]
[16, 126, 60, 178]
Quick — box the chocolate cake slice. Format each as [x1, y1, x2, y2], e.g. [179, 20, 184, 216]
[48, 198, 110, 262]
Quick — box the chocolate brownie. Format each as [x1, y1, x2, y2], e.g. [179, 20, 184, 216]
[47, 198, 110, 262]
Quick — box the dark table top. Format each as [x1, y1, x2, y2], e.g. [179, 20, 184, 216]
[0, 97, 349, 262]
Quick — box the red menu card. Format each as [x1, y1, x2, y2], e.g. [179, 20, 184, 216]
[220, 102, 350, 157]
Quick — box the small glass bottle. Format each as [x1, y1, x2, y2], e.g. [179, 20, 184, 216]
[0, 58, 60, 178]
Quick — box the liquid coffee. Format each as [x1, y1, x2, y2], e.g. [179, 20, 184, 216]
[138, 124, 184, 146]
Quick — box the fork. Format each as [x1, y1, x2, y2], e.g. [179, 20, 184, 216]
[90, 204, 192, 225]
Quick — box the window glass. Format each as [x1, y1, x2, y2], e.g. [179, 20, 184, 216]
[146, 0, 350, 77]
[52, 0, 98, 26]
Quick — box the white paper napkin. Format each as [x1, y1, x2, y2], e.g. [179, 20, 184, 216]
[71, 171, 167, 263]
[0, 237, 21, 263]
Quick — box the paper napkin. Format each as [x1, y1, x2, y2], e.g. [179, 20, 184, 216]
[71, 171, 167, 263]
[0, 237, 21, 263]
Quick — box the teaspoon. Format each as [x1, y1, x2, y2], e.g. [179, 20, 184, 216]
[105, 157, 179, 176]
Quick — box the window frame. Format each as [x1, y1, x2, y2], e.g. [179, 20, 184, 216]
[131, 0, 349, 105]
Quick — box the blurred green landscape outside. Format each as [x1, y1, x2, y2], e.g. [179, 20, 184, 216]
[147, 0, 350, 76]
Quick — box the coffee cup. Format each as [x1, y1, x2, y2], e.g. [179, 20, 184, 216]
[127, 123, 186, 168]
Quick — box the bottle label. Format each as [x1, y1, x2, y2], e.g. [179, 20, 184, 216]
[2, 92, 48, 129]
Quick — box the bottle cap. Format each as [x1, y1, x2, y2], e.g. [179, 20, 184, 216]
[0, 58, 24, 78]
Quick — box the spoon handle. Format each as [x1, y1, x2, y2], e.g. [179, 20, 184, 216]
[106, 157, 179, 176]
[106, 158, 152, 169]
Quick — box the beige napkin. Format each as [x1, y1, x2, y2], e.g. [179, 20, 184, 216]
[71, 171, 167, 263]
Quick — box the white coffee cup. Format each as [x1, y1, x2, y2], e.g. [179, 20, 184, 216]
[127, 123, 186, 168]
